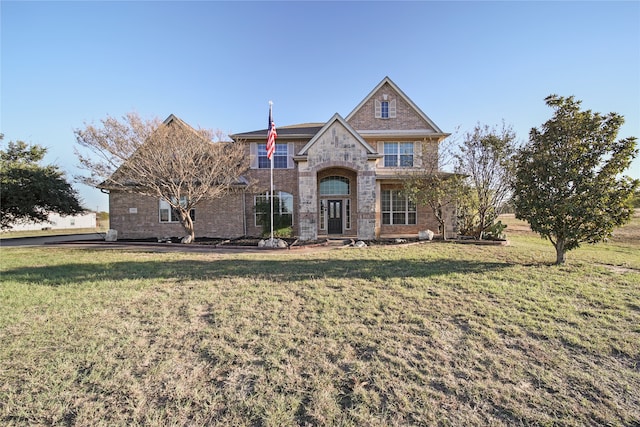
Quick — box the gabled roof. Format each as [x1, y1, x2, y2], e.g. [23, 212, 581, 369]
[345, 76, 445, 134]
[298, 113, 377, 156]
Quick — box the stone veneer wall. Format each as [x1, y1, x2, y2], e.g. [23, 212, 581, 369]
[297, 121, 377, 240]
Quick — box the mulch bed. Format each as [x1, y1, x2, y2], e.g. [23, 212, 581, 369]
[116, 236, 508, 248]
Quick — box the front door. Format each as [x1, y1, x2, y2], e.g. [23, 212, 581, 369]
[327, 200, 343, 234]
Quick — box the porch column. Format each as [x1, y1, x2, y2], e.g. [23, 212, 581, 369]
[298, 170, 318, 240]
[356, 170, 376, 240]
[374, 180, 381, 239]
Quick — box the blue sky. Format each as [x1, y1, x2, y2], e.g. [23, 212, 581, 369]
[2, 1, 639, 212]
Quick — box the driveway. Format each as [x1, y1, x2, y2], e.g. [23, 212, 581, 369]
[0, 233, 105, 247]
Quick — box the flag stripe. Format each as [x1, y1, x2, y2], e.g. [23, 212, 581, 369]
[267, 106, 277, 160]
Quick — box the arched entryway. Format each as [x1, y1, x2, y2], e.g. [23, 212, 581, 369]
[317, 168, 357, 236]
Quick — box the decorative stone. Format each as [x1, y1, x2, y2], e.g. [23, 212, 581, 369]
[419, 230, 434, 241]
[258, 238, 288, 249]
[395, 238, 407, 244]
[104, 229, 118, 242]
[181, 235, 193, 244]
[354, 240, 367, 248]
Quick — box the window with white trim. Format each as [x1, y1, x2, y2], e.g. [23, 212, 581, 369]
[159, 196, 195, 223]
[381, 190, 416, 225]
[254, 191, 293, 227]
[375, 98, 396, 119]
[383, 142, 414, 167]
[258, 143, 288, 169]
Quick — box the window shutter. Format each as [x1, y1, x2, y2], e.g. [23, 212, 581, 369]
[287, 142, 295, 169]
[377, 141, 385, 167]
[389, 99, 397, 118]
[374, 99, 381, 118]
[250, 143, 258, 169]
[413, 141, 422, 168]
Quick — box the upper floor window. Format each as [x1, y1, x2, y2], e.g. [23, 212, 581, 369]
[159, 196, 195, 223]
[375, 98, 396, 119]
[258, 143, 288, 169]
[384, 142, 414, 167]
[381, 101, 389, 118]
[319, 176, 350, 195]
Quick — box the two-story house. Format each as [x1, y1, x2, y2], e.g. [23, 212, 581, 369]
[106, 77, 452, 241]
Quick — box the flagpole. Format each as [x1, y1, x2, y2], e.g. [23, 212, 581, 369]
[269, 101, 274, 242]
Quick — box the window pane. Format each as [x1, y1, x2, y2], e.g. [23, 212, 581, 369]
[258, 156, 270, 168]
[345, 199, 351, 229]
[160, 208, 169, 222]
[258, 143, 288, 169]
[381, 190, 391, 211]
[384, 142, 398, 167]
[383, 213, 391, 225]
[384, 156, 398, 167]
[281, 193, 293, 214]
[273, 155, 287, 168]
[400, 155, 413, 167]
[255, 192, 293, 227]
[381, 101, 389, 118]
[320, 176, 349, 195]
[392, 193, 405, 212]
[400, 143, 413, 155]
[393, 212, 405, 224]
[384, 143, 398, 155]
[407, 212, 416, 225]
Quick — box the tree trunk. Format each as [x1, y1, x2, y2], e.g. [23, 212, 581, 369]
[555, 239, 566, 265]
[435, 207, 447, 240]
[477, 210, 486, 240]
[439, 219, 447, 240]
[179, 208, 195, 243]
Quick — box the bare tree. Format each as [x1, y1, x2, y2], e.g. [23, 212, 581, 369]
[404, 132, 465, 240]
[74, 113, 248, 242]
[455, 122, 517, 239]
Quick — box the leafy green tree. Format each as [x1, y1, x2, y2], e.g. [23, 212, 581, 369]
[455, 123, 518, 239]
[1, 138, 84, 229]
[513, 95, 638, 264]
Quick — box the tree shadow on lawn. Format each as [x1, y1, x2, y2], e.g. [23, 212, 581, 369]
[3, 257, 510, 287]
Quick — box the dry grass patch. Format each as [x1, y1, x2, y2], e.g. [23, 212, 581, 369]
[1, 217, 639, 426]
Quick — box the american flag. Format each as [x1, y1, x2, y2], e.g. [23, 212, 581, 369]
[267, 105, 277, 160]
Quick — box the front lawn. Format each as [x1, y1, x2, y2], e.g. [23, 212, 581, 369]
[1, 216, 638, 426]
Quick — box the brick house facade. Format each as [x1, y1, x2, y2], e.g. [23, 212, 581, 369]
[106, 77, 453, 240]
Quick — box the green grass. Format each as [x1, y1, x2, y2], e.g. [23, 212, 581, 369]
[1, 217, 639, 426]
